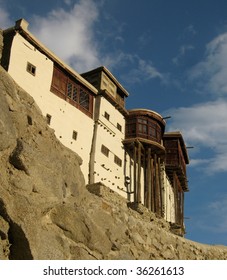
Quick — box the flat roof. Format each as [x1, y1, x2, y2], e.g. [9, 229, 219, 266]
[81, 66, 129, 97]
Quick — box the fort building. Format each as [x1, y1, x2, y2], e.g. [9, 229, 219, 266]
[1, 19, 189, 235]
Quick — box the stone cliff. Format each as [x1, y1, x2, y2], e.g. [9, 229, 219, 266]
[1, 29, 227, 260]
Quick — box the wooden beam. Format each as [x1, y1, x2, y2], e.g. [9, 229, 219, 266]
[137, 142, 142, 203]
[158, 157, 164, 217]
[151, 157, 154, 212]
[146, 148, 151, 210]
[133, 143, 137, 202]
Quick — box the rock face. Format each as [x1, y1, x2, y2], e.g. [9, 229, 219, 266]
[1, 31, 227, 260]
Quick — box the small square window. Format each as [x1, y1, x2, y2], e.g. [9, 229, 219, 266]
[46, 114, 51, 125]
[27, 62, 36, 76]
[117, 123, 122, 132]
[104, 112, 110, 121]
[72, 130, 78, 140]
[114, 155, 122, 167]
[101, 145, 109, 157]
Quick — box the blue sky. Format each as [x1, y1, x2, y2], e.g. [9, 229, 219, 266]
[1, 0, 227, 246]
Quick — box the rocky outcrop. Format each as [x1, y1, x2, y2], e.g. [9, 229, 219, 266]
[0, 31, 227, 259]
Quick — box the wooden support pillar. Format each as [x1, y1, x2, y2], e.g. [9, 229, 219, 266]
[150, 157, 154, 212]
[133, 144, 137, 202]
[156, 155, 161, 216]
[146, 148, 151, 210]
[181, 192, 185, 230]
[173, 172, 180, 224]
[158, 157, 164, 217]
[154, 154, 158, 213]
[137, 142, 142, 203]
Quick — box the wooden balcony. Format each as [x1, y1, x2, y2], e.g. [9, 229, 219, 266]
[163, 132, 189, 191]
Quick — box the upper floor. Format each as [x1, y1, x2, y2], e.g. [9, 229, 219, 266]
[124, 108, 166, 155]
[82, 66, 129, 116]
[163, 132, 189, 191]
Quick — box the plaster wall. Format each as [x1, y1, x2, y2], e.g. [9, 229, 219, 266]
[93, 96, 127, 196]
[7, 33, 93, 180]
[162, 169, 176, 223]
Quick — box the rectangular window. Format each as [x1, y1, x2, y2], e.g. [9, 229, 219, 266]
[117, 123, 122, 132]
[26, 62, 36, 76]
[67, 83, 72, 98]
[46, 114, 52, 125]
[114, 155, 122, 167]
[72, 130, 78, 140]
[104, 112, 110, 121]
[50, 66, 93, 118]
[72, 86, 77, 102]
[101, 145, 109, 157]
[79, 88, 89, 110]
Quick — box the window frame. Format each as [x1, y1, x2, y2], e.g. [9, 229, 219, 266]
[26, 62, 36, 76]
[114, 155, 122, 167]
[50, 66, 94, 118]
[101, 145, 109, 157]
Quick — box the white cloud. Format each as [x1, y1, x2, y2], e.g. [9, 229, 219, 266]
[165, 99, 227, 173]
[30, 0, 101, 72]
[118, 54, 166, 84]
[172, 44, 194, 65]
[189, 32, 227, 96]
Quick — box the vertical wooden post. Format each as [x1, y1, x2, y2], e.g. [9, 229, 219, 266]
[150, 157, 154, 212]
[181, 192, 185, 231]
[154, 154, 157, 213]
[173, 172, 178, 224]
[133, 144, 137, 202]
[156, 155, 161, 216]
[146, 148, 151, 210]
[137, 142, 142, 203]
[158, 157, 163, 217]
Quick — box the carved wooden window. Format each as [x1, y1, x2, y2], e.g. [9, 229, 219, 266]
[125, 116, 162, 143]
[50, 66, 93, 118]
[79, 88, 89, 110]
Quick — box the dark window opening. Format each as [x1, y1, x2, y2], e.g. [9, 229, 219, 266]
[27, 62, 36, 76]
[101, 145, 109, 157]
[104, 112, 110, 121]
[72, 130, 78, 140]
[46, 114, 52, 125]
[117, 123, 122, 132]
[27, 115, 33, 125]
[114, 155, 122, 167]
